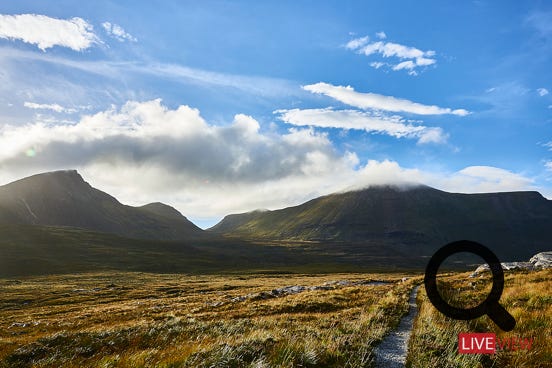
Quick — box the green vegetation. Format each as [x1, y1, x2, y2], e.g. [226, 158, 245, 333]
[0, 224, 427, 277]
[212, 186, 552, 262]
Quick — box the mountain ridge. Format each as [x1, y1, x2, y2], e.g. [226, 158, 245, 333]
[0, 170, 203, 241]
[210, 184, 552, 261]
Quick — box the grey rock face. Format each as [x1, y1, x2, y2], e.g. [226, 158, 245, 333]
[470, 251, 552, 277]
[529, 251, 552, 268]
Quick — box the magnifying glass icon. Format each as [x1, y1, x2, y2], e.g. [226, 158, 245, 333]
[424, 240, 516, 332]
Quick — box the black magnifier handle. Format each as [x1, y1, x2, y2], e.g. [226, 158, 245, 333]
[487, 303, 516, 332]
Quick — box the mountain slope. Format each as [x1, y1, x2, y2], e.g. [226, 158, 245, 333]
[0, 170, 203, 240]
[210, 185, 552, 260]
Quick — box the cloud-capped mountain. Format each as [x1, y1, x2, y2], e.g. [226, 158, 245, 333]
[210, 185, 552, 261]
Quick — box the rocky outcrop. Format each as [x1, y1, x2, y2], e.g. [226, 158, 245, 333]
[529, 251, 552, 268]
[206, 279, 392, 307]
[470, 251, 552, 277]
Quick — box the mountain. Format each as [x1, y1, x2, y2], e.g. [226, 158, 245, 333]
[210, 185, 552, 261]
[0, 170, 203, 240]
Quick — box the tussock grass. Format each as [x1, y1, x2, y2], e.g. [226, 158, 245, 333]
[407, 269, 552, 368]
[0, 272, 418, 367]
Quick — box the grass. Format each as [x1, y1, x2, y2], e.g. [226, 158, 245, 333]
[2, 268, 549, 367]
[407, 269, 552, 368]
[0, 272, 419, 367]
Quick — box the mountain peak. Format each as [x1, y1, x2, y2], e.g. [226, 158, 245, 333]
[0, 170, 203, 240]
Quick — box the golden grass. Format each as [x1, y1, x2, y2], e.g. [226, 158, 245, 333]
[0, 272, 419, 367]
[407, 269, 552, 368]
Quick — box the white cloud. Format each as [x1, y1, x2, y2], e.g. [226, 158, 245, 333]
[0, 100, 542, 222]
[24, 102, 77, 113]
[102, 22, 137, 42]
[0, 99, 358, 218]
[545, 161, 552, 171]
[351, 162, 535, 194]
[275, 108, 448, 144]
[303, 82, 470, 116]
[346, 34, 436, 74]
[0, 14, 98, 51]
[345, 36, 369, 50]
[537, 87, 549, 96]
[392, 60, 416, 71]
[370, 61, 385, 69]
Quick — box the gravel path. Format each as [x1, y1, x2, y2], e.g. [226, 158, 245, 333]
[373, 285, 420, 368]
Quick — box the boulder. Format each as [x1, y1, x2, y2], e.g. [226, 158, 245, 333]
[470, 251, 552, 277]
[529, 251, 552, 268]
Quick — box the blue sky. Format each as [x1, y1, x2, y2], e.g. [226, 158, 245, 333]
[0, 1, 551, 228]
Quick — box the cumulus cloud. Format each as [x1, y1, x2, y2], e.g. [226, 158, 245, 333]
[346, 34, 436, 75]
[24, 102, 77, 113]
[102, 22, 137, 42]
[275, 108, 448, 144]
[0, 14, 98, 51]
[303, 82, 470, 116]
[0, 99, 360, 217]
[0, 100, 540, 223]
[537, 87, 549, 96]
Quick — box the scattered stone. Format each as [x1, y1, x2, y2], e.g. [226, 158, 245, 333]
[271, 285, 308, 296]
[207, 279, 394, 306]
[9, 322, 28, 328]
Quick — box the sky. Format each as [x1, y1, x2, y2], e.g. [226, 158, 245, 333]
[0, 1, 551, 228]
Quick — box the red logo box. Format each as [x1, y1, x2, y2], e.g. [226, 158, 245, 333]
[458, 333, 496, 354]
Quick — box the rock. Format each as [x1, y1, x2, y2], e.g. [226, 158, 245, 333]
[529, 251, 552, 268]
[469, 262, 534, 277]
[271, 285, 308, 296]
[470, 251, 552, 277]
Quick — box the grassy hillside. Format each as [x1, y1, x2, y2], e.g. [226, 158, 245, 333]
[0, 170, 203, 241]
[0, 224, 420, 277]
[211, 185, 552, 261]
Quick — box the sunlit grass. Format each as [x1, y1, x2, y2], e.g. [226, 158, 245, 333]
[407, 269, 552, 368]
[0, 272, 419, 367]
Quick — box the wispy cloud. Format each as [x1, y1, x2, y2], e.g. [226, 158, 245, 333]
[275, 108, 448, 144]
[537, 87, 549, 96]
[0, 14, 98, 51]
[345, 33, 436, 75]
[102, 22, 137, 42]
[525, 10, 552, 39]
[0, 46, 298, 98]
[24, 102, 78, 113]
[303, 82, 469, 116]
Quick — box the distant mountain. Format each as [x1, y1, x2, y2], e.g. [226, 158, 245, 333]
[0, 170, 203, 240]
[210, 185, 552, 261]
